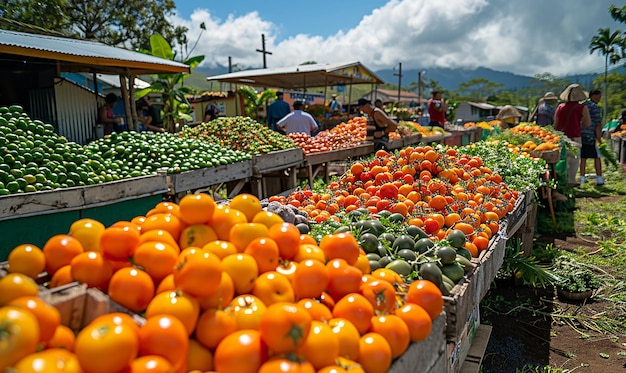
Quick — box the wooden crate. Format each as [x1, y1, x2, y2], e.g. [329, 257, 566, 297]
[402, 133, 423, 147]
[166, 160, 253, 195]
[459, 325, 492, 373]
[474, 235, 506, 302]
[421, 134, 446, 144]
[387, 138, 405, 150]
[82, 174, 167, 206]
[253, 148, 304, 174]
[515, 202, 538, 257]
[447, 304, 481, 373]
[39, 283, 145, 331]
[443, 265, 479, 341]
[389, 312, 447, 373]
[530, 148, 560, 164]
[505, 193, 528, 237]
[0, 174, 168, 221]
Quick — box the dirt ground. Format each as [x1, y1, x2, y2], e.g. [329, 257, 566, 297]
[480, 197, 626, 372]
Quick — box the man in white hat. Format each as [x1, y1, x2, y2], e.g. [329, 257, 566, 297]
[536, 92, 559, 126]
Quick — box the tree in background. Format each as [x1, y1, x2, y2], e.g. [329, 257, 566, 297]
[135, 34, 204, 132]
[455, 78, 504, 102]
[589, 27, 623, 124]
[238, 87, 277, 122]
[0, 0, 187, 51]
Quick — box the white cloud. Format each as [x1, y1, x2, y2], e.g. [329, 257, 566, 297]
[172, 0, 622, 77]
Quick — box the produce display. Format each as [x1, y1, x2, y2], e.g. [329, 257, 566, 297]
[181, 116, 297, 154]
[1, 192, 446, 373]
[397, 120, 446, 137]
[84, 131, 250, 176]
[265, 146, 518, 296]
[507, 123, 562, 150]
[287, 118, 366, 154]
[0, 100, 553, 373]
[0, 105, 118, 194]
[458, 140, 547, 192]
[0, 106, 254, 196]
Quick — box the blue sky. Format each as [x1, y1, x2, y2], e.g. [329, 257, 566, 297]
[173, 1, 381, 42]
[170, 1, 622, 77]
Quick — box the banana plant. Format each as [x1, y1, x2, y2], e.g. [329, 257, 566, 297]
[237, 87, 279, 123]
[136, 34, 204, 132]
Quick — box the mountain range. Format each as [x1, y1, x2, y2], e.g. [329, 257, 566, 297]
[190, 64, 617, 93]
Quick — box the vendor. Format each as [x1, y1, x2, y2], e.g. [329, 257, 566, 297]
[357, 98, 398, 150]
[496, 105, 523, 130]
[99, 93, 122, 135]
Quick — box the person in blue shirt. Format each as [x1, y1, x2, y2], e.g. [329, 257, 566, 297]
[580, 89, 603, 185]
[267, 91, 291, 131]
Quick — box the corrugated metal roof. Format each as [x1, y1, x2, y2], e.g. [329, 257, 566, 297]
[467, 101, 497, 110]
[96, 74, 150, 89]
[0, 29, 189, 75]
[207, 61, 384, 89]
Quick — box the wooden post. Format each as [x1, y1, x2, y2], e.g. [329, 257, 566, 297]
[128, 74, 138, 131]
[119, 75, 131, 130]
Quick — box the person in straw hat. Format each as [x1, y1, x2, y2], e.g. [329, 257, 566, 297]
[495, 105, 522, 129]
[554, 84, 591, 142]
[554, 83, 592, 184]
[534, 91, 559, 126]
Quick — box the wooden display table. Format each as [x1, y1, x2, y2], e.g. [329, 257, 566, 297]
[402, 133, 423, 147]
[421, 133, 447, 144]
[166, 160, 253, 200]
[250, 148, 305, 199]
[0, 174, 169, 261]
[300, 143, 375, 186]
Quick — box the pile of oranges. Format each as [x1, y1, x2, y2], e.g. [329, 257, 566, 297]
[276, 146, 517, 255]
[1, 191, 445, 373]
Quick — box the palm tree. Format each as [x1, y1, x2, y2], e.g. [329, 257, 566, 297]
[589, 28, 623, 124]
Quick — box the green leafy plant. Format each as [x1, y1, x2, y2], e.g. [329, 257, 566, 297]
[498, 239, 558, 287]
[136, 34, 205, 132]
[552, 255, 603, 293]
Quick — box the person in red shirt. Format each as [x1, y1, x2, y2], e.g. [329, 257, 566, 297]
[427, 90, 447, 127]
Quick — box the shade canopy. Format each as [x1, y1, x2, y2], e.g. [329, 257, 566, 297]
[207, 61, 384, 89]
[0, 29, 190, 75]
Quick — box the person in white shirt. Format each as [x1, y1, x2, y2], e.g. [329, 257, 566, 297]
[277, 100, 319, 135]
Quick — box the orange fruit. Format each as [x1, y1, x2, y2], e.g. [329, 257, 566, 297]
[42, 234, 84, 275]
[229, 194, 262, 222]
[0, 273, 39, 306]
[202, 240, 237, 260]
[251, 211, 284, 229]
[7, 244, 45, 279]
[229, 223, 269, 253]
[179, 224, 218, 250]
[179, 193, 216, 225]
[209, 205, 247, 240]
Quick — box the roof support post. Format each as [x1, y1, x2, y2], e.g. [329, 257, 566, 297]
[119, 74, 132, 131]
[128, 73, 139, 131]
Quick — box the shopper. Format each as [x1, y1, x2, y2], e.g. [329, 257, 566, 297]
[554, 84, 591, 184]
[277, 101, 318, 136]
[267, 91, 291, 131]
[580, 89, 604, 185]
[535, 91, 559, 126]
[427, 90, 447, 127]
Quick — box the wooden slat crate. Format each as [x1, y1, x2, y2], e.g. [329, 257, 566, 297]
[443, 265, 479, 341]
[253, 148, 304, 174]
[389, 312, 447, 373]
[166, 160, 253, 195]
[447, 304, 481, 373]
[39, 283, 145, 331]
